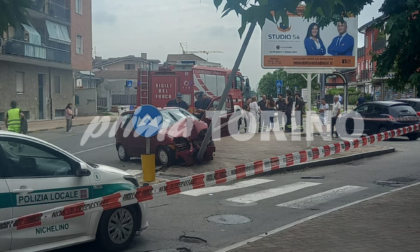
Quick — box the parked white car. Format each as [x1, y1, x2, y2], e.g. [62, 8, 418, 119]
[0, 131, 148, 252]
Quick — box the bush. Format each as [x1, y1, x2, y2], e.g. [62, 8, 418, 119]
[348, 94, 358, 105]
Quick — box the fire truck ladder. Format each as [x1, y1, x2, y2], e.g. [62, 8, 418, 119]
[139, 61, 150, 106]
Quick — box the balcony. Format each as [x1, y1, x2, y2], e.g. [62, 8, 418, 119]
[30, 0, 70, 23]
[361, 70, 372, 81]
[357, 47, 365, 59]
[3, 39, 70, 64]
[373, 39, 386, 52]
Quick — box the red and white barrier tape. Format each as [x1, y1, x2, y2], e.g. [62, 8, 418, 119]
[348, 116, 420, 122]
[1, 124, 419, 232]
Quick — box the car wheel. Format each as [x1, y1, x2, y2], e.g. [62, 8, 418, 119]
[97, 206, 138, 252]
[117, 144, 130, 162]
[407, 133, 419, 141]
[157, 146, 175, 166]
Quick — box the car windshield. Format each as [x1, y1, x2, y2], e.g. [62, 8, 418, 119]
[161, 109, 198, 128]
[389, 105, 417, 117]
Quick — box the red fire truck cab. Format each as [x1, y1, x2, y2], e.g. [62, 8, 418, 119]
[136, 63, 248, 114]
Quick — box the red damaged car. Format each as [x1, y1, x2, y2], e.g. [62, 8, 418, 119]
[115, 108, 215, 166]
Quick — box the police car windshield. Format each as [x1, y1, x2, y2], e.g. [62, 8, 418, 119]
[161, 109, 197, 128]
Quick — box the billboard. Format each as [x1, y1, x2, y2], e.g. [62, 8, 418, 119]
[261, 11, 358, 69]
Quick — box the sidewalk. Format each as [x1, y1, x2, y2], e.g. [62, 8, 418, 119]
[228, 183, 420, 252]
[0, 116, 118, 133]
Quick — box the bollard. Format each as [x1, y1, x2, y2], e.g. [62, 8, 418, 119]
[141, 154, 155, 182]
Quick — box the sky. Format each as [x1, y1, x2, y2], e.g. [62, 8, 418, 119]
[92, 0, 384, 90]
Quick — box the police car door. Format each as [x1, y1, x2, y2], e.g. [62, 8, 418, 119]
[0, 144, 12, 251]
[0, 136, 92, 250]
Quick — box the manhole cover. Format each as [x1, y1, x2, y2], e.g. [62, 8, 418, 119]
[207, 214, 252, 225]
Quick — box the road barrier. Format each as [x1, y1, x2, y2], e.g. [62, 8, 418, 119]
[0, 123, 419, 232]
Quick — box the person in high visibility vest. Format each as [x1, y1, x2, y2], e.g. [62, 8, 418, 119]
[5, 101, 25, 133]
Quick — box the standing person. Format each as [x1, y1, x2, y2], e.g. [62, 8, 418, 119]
[276, 94, 286, 130]
[65, 103, 74, 133]
[331, 96, 341, 138]
[356, 93, 365, 106]
[285, 90, 293, 133]
[257, 95, 267, 132]
[265, 95, 276, 132]
[194, 92, 207, 119]
[294, 92, 304, 132]
[167, 93, 189, 110]
[318, 98, 329, 136]
[241, 98, 252, 133]
[5, 101, 25, 133]
[249, 96, 261, 133]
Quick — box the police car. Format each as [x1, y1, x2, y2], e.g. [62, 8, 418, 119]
[0, 131, 148, 252]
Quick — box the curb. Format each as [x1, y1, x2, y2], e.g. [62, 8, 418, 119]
[262, 147, 395, 177]
[159, 147, 395, 182]
[27, 119, 117, 134]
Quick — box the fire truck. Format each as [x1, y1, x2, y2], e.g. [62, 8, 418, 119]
[136, 62, 251, 113]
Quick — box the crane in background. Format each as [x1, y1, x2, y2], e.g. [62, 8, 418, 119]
[180, 43, 223, 61]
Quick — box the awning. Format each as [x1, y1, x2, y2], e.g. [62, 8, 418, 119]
[46, 20, 71, 45]
[21, 23, 41, 46]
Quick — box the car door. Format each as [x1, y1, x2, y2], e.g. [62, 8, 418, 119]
[118, 113, 144, 157]
[0, 145, 13, 252]
[363, 104, 383, 134]
[354, 104, 372, 134]
[0, 136, 93, 250]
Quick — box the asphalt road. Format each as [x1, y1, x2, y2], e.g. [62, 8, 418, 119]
[28, 125, 420, 252]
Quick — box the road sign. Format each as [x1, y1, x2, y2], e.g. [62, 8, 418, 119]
[132, 105, 163, 138]
[276, 80, 283, 88]
[301, 88, 308, 102]
[126, 80, 133, 88]
[277, 88, 281, 94]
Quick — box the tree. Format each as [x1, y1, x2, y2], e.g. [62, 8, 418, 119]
[213, 0, 373, 37]
[373, 0, 420, 91]
[258, 70, 318, 97]
[197, 0, 372, 160]
[0, 0, 30, 34]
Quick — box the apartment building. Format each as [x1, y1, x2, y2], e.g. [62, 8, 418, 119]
[93, 54, 160, 110]
[0, 0, 92, 121]
[348, 16, 416, 100]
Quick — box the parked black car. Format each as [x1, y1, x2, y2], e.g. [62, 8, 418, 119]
[339, 101, 419, 140]
[394, 98, 420, 116]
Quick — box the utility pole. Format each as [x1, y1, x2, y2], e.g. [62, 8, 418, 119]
[196, 20, 257, 161]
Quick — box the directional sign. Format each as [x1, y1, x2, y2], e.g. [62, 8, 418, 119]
[276, 80, 283, 88]
[132, 105, 163, 138]
[126, 80, 133, 88]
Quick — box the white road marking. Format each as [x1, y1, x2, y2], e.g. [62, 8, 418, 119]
[72, 143, 114, 155]
[181, 179, 274, 196]
[276, 185, 367, 209]
[215, 182, 420, 252]
[226, 182, 321, 204]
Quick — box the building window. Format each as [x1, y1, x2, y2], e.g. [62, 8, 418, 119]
[365, 36, 369, 47]
[55, 109, 66, 117]
[76, 0, 82, 14]
[54, 76, 61, 94]
[357, 63, 360, 74]
[125, 64, 136, 70]
[76, 35, 83, 55]
[366, 61, 369, 71]
[371, 34, 374, 46]
[16, 72, 24, 94]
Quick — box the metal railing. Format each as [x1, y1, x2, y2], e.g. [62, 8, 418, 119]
[30, 0, 70, 22]
[357, 47, 365, 59]
[373, 39, 386, 52]
[361, 70, 371, 81]
[3, 39, 70, 64]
